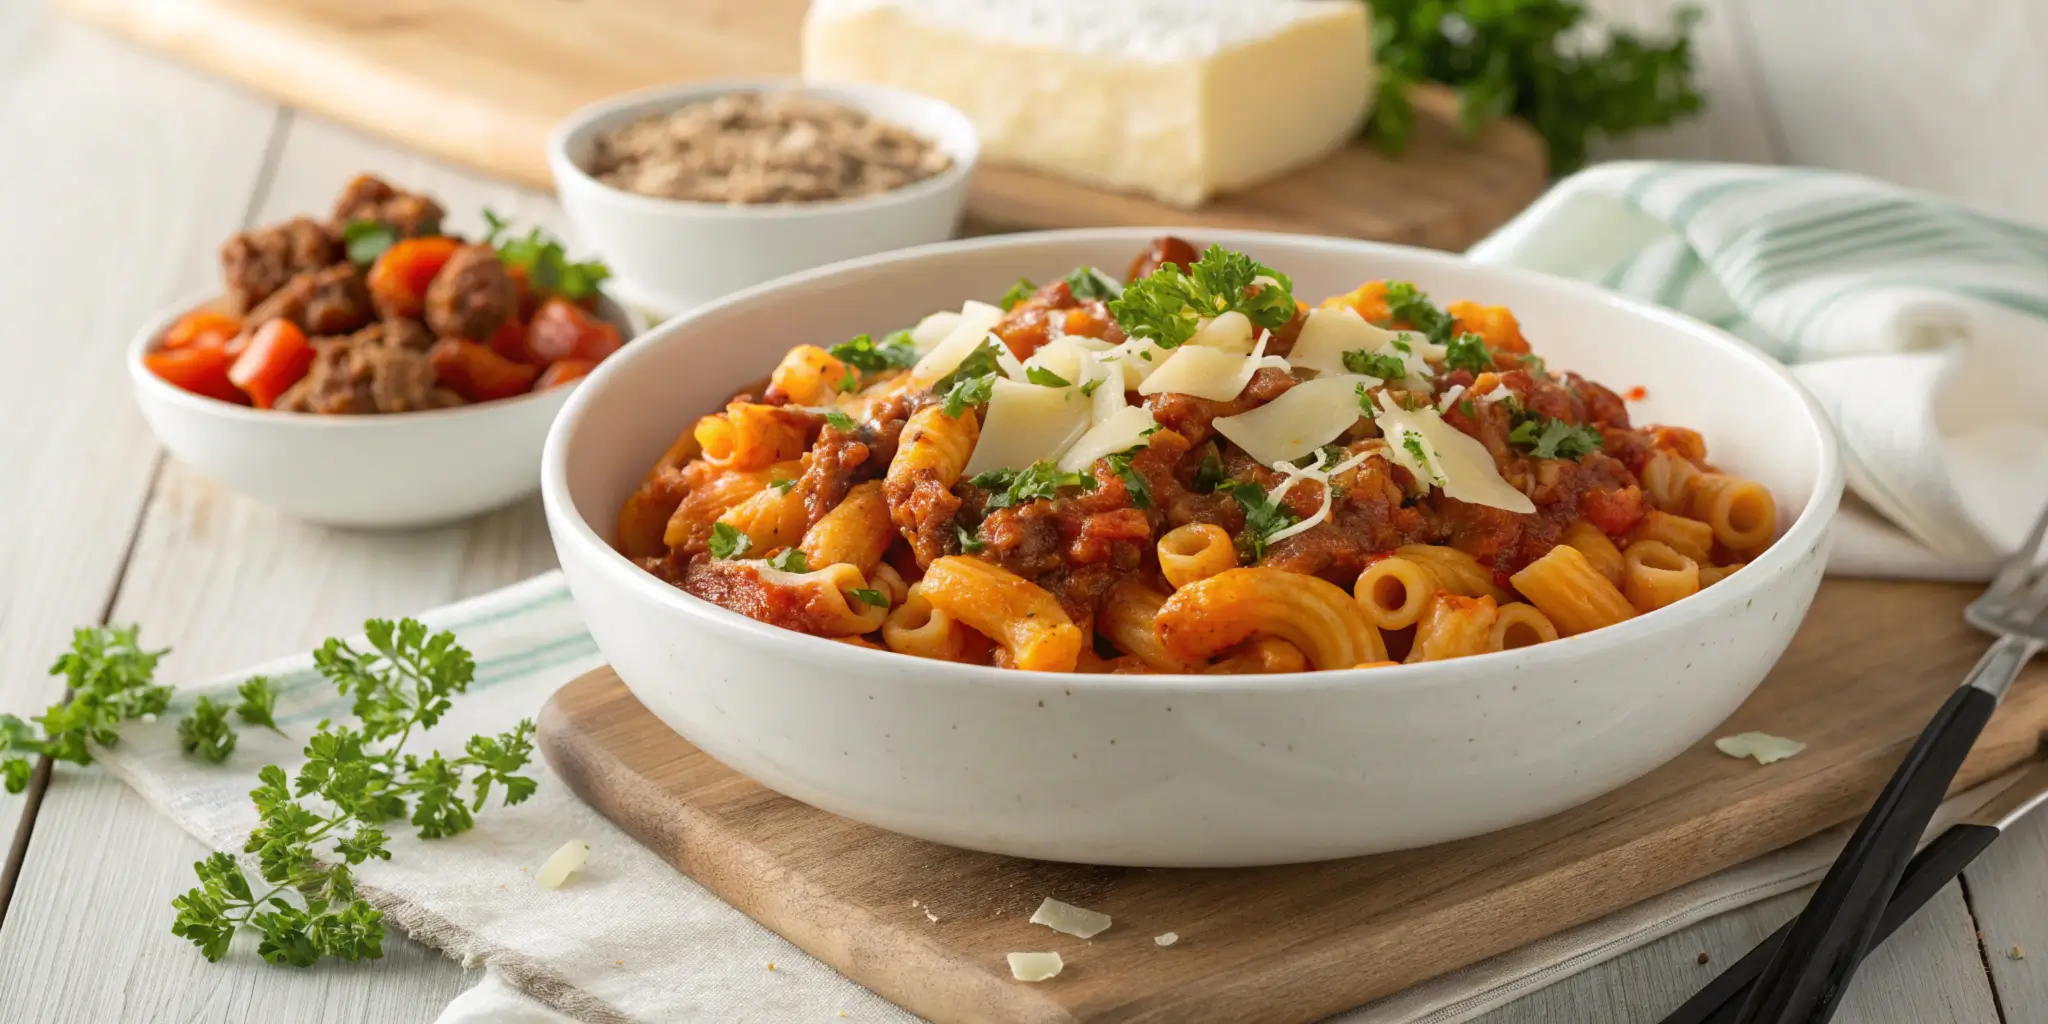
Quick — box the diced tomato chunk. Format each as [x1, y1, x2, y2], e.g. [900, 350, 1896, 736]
[366, 236, 460, 319]
[487, 317, 537, 366]
[147, 343, 248, 405]
[535, 358, 597, 390]
[1582, 486, 1649, 537]
[227, 319, 315, 409]
[430, 338, 537, 402]
[163, 310, 242, 351]
[526, 298, 622, 364]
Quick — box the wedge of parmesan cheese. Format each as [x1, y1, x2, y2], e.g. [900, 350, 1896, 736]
[803, 0, 1376, 207]
[1373, 397, 1535, 513]
[963, 378, 1092, 476]
[1212, 374, 1374, 467]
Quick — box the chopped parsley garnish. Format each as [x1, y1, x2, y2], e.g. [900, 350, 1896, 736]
[490, 215, 611, 301]
[1381, 281, 1454, 344]
[1108, 244, 1296, 348]
[850, 588, 889, 608]
[823, 410, 858, 432]
[708, 522, 750, 560]
[969, 461, 1097, 511]
[1356, 383, 1380, 418]
[998, 278, 1037, 310]
[1508, 413, 1603, 460]
[1518, 353, 1550, 377]
[1078, 376, 1105, 397]
[1105, 448, 1153, 509]
[1444, 332, 1493, 375]
[1024, 366, 1071, 388]
[765, 549, 810, 573]
[1456, 399, 1477, 419]
[829, 331, 919, 373]
[1193, 449, 1227, 493]
[341, 220, 397, 265]
[1400, 434, 1444, 485]
[769, 478, 796, 495]
[1220, 481, 1299, 562]
[1062, 266, 1122, 301]
[933, 339, 1006, 416]
[836, 369, 859, 392]
[1343, 350, 1407, 379]
[954, 522, 985, 554]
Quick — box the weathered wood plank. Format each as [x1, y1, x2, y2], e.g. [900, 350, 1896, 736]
[1965, 806, 2048, 1021]
[0, 0, 276, 896]
[0, 108, 557, 1021]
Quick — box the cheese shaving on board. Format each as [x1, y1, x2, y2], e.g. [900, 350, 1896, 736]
[1029, 897, 1113, 938]
[1715, 732, 1807, 765]
[1373, 396, 1535, 513]
[1211, 374, 1374, 467]
[1007, 952, 1064, 982]
[963, 378, 1092, 476]
[536, 840, 589, 889]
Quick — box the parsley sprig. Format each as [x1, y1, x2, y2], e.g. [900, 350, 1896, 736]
[172, 619, 537, 968]
[934, 339, 1006, 417]
[1366, 0, 1705, 175]
[969, 461, 1097, 511]
[0, 625, 173, 793]
[1109, 245, 1296, 349]
[1344, 350, 1408, 379]
[829, 331, 918, 374]
[1444, 331, 1494, 375]
[1509, 412, 1603, 460]
[1380, 281, 1455, 345]
[482, 208, 611, 302]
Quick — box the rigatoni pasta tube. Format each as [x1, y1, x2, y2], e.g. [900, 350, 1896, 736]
[661, 462, 798, 549]
[800, 480, 894, 575]
[1563, 521, 1626, 586]
[1630, 510, 1715, 565]
[1157, 524, 1237, 590]
[1689, 473, 1777, 550]
[1157, 568, 1387, 670]
[1101, 580, 1201, 672]
[695, 402, 807, 470]
[1207, 637, 1308, 674]
[920, 556, 1083, 672]
[1488, 603, 1559, 651]
[1699, 562, 1744, 587]
[1639, 449, 1700, 513]
[882, 584, 979, 663]
[718, 486, 810, 553]
[1509, 546, 1636, 636]
[1622, 540, 1700, 612]
[1396, 544, 1512, 602]
[1353, 556, 1437, 630]
[766, 345, 852, 406]
[1408, 594, 1498, 663]
[763, 563, 889, 637]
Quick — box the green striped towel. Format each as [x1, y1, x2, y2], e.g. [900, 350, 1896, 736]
[1469, 161, 2048, 578]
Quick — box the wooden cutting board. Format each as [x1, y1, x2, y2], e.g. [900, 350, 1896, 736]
[58, 0, 1548, 249]
[538, 579, 2048, 1024]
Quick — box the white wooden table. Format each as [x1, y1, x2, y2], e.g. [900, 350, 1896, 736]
[1, 2, 2043, 1021]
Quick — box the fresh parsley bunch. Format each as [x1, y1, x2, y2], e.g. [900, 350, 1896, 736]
[1366, 0, 1705, 174]
[482, 208, 611, 301]
[1109, 245, 1296, 349]
[0, 626, 173, 793]
[171, 619, 537, 968]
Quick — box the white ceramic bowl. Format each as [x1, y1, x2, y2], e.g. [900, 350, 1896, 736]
[131, 295, 639, 529]
[548, 79, 979, 319]
[543, 229, 1843, 867]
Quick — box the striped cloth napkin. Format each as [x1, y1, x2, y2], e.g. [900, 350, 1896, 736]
[1468, 161, 2048, 579]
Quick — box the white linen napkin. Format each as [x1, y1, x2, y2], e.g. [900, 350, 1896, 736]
[86, 573, 2009, 1023]
[1466, 161, 2048, 579]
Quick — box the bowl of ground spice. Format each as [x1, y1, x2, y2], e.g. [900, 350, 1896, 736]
[550, 80, 978, 317]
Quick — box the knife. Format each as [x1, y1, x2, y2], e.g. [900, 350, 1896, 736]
[1661, 758, 2048, 1024]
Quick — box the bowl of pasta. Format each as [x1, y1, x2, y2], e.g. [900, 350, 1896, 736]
[541, 229, 1842, 867]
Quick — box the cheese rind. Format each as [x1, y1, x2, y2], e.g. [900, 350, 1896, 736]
[802, 0, 1376, 207]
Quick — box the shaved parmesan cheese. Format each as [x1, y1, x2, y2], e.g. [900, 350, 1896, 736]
[1022, 336, 1113, 385]
[1287, 305, 1403, 376]
[1189, 310, 1254, 353]
[909, 300, 1005, 382]
[1438, 384, 1467, 412]
[1059, 405, 1158, 473]
[963, 379, 1093, 476]
[1212, 374, 1373, 467]
[1373, 398, 1535, 513]
[1098, 336, 1170, 387]
[1478, 386, 1517, 405]
[1030, 897, 1112, 939]
[1379, 336, 1436, 393]
[1715, 732, 1807, 765]
[1155, 932, 1180, 947]
[1263, 448, 1378, 545]
[1007, 952, 1063, 982]
[909, 310, 963, 351]
[536, 840, 589, 889]
[1137, 345, 1262, 401]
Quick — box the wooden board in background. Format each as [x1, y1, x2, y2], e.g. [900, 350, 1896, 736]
[538, 579, 2048, 1024]
[57, 0, 1549, 249]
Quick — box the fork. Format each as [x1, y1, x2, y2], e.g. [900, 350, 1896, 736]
[1723, 503, 2048, 1024]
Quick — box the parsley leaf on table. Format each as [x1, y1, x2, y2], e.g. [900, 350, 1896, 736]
[178, 697, 238, 764]
[1365, 0, 1706, 175]
[235, 676, 286, 735]
[172, 619, 536, 968]
[0, 625, 173, 792]
[1109, 245, 1296, 348]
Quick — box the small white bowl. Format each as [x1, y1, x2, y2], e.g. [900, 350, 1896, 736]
[548, 79, 980, 319]
[131, 294, 640, 529]
[543, 229, 1843, 867]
